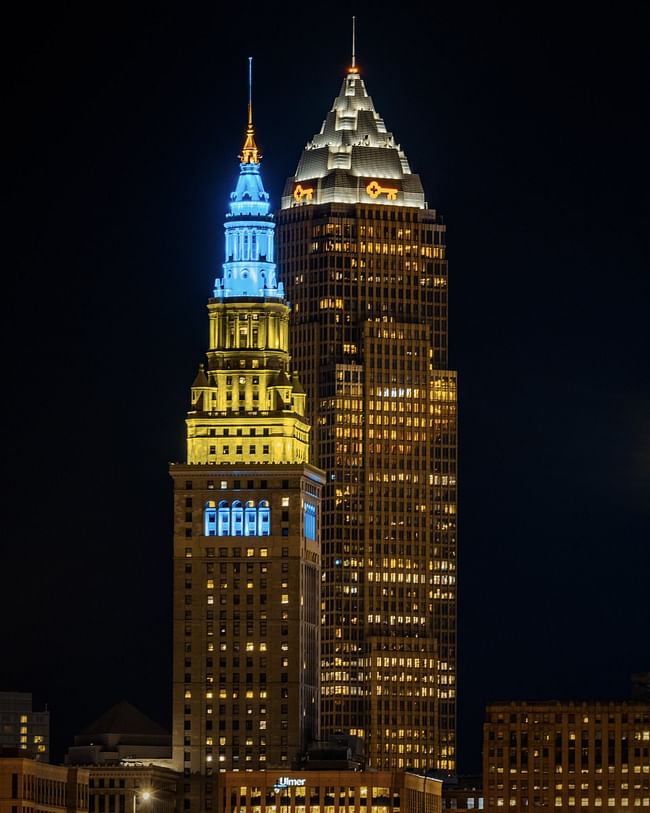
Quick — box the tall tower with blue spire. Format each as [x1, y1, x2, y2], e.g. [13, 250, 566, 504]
[216, 58, 284, 301]
[170, 60, 324, 805]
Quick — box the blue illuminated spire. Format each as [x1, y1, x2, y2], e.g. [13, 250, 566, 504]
[214, 58, 284, 299]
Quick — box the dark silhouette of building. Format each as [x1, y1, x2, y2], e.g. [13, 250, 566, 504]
[632, 673, 650, 702]
[64, 701, 172, 767]
[441, 775, 483, 811]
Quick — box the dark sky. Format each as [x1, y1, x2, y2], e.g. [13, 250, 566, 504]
[2, 2, 648, 774]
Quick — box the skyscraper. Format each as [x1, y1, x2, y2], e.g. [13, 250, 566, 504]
[277, 62, 457, 771]
[171, 68, 324, 809]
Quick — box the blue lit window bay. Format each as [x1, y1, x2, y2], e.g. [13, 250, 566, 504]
[303, 501, 316, 540]
[204, 499, 270, 537]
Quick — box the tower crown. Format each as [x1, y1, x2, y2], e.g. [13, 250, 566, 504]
[184, 59, 307, 469]
[281, 68, 426, 209]
[215, 59, 284, 300]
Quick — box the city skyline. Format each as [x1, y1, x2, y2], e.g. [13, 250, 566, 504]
[2, 4, 648, 775]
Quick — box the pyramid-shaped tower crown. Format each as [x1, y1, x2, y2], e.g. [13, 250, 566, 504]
[281, 70, 426, 209]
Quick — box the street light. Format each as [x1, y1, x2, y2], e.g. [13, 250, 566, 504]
[133, 790, 152, 813]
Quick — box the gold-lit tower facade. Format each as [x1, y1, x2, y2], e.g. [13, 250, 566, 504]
[277, 66, 457, 771]
[171, 73, 324, 811]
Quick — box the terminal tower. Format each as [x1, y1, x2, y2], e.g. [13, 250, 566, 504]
[171, 70, 324, 811]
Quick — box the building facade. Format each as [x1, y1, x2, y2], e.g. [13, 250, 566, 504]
[0, 693, 50, 762]
[483, 701, 650, 810]
[0, 755, 88, 813]
[170, 80, 324, 811]
[214, 769, 442, 813]
[64, 702, 178, 813]
[277, 64, 457, 771]
[87, 767, 178, 813]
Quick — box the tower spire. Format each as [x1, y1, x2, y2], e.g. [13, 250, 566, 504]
[240, 56, 261, 164]
[248, 55, 253, 126]
[348, 16, 359, 73]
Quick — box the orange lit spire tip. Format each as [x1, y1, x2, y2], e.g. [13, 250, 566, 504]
[240, 56, 261, 164]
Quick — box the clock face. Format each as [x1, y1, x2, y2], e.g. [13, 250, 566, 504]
[239, 376, 246, 385]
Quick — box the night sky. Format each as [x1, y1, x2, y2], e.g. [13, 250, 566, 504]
[2, 3, 648, 774]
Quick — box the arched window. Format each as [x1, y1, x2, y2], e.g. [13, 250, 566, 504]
[217, 500, 230, 536]
[258, 500, 270, 536]
[231, 500, 243, 536]
[245, 500, 257, 536]
[204, 500, 217, 536]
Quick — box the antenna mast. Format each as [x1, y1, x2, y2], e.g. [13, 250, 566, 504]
[248, 56, 253, 126]
[240, 57, 260, 164]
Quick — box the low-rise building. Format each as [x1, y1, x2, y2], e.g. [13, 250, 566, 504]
[0, 753, 88, 813]
[483, 700, 650, 810]
[87, 766, 178, 813]
[213, 770, 442, 813]
[64, 701, 179, 813]
[65, 702, 172, 769]
[441, 775, 483, 810]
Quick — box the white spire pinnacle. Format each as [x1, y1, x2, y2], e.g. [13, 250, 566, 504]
[248, 56, 253, 126]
